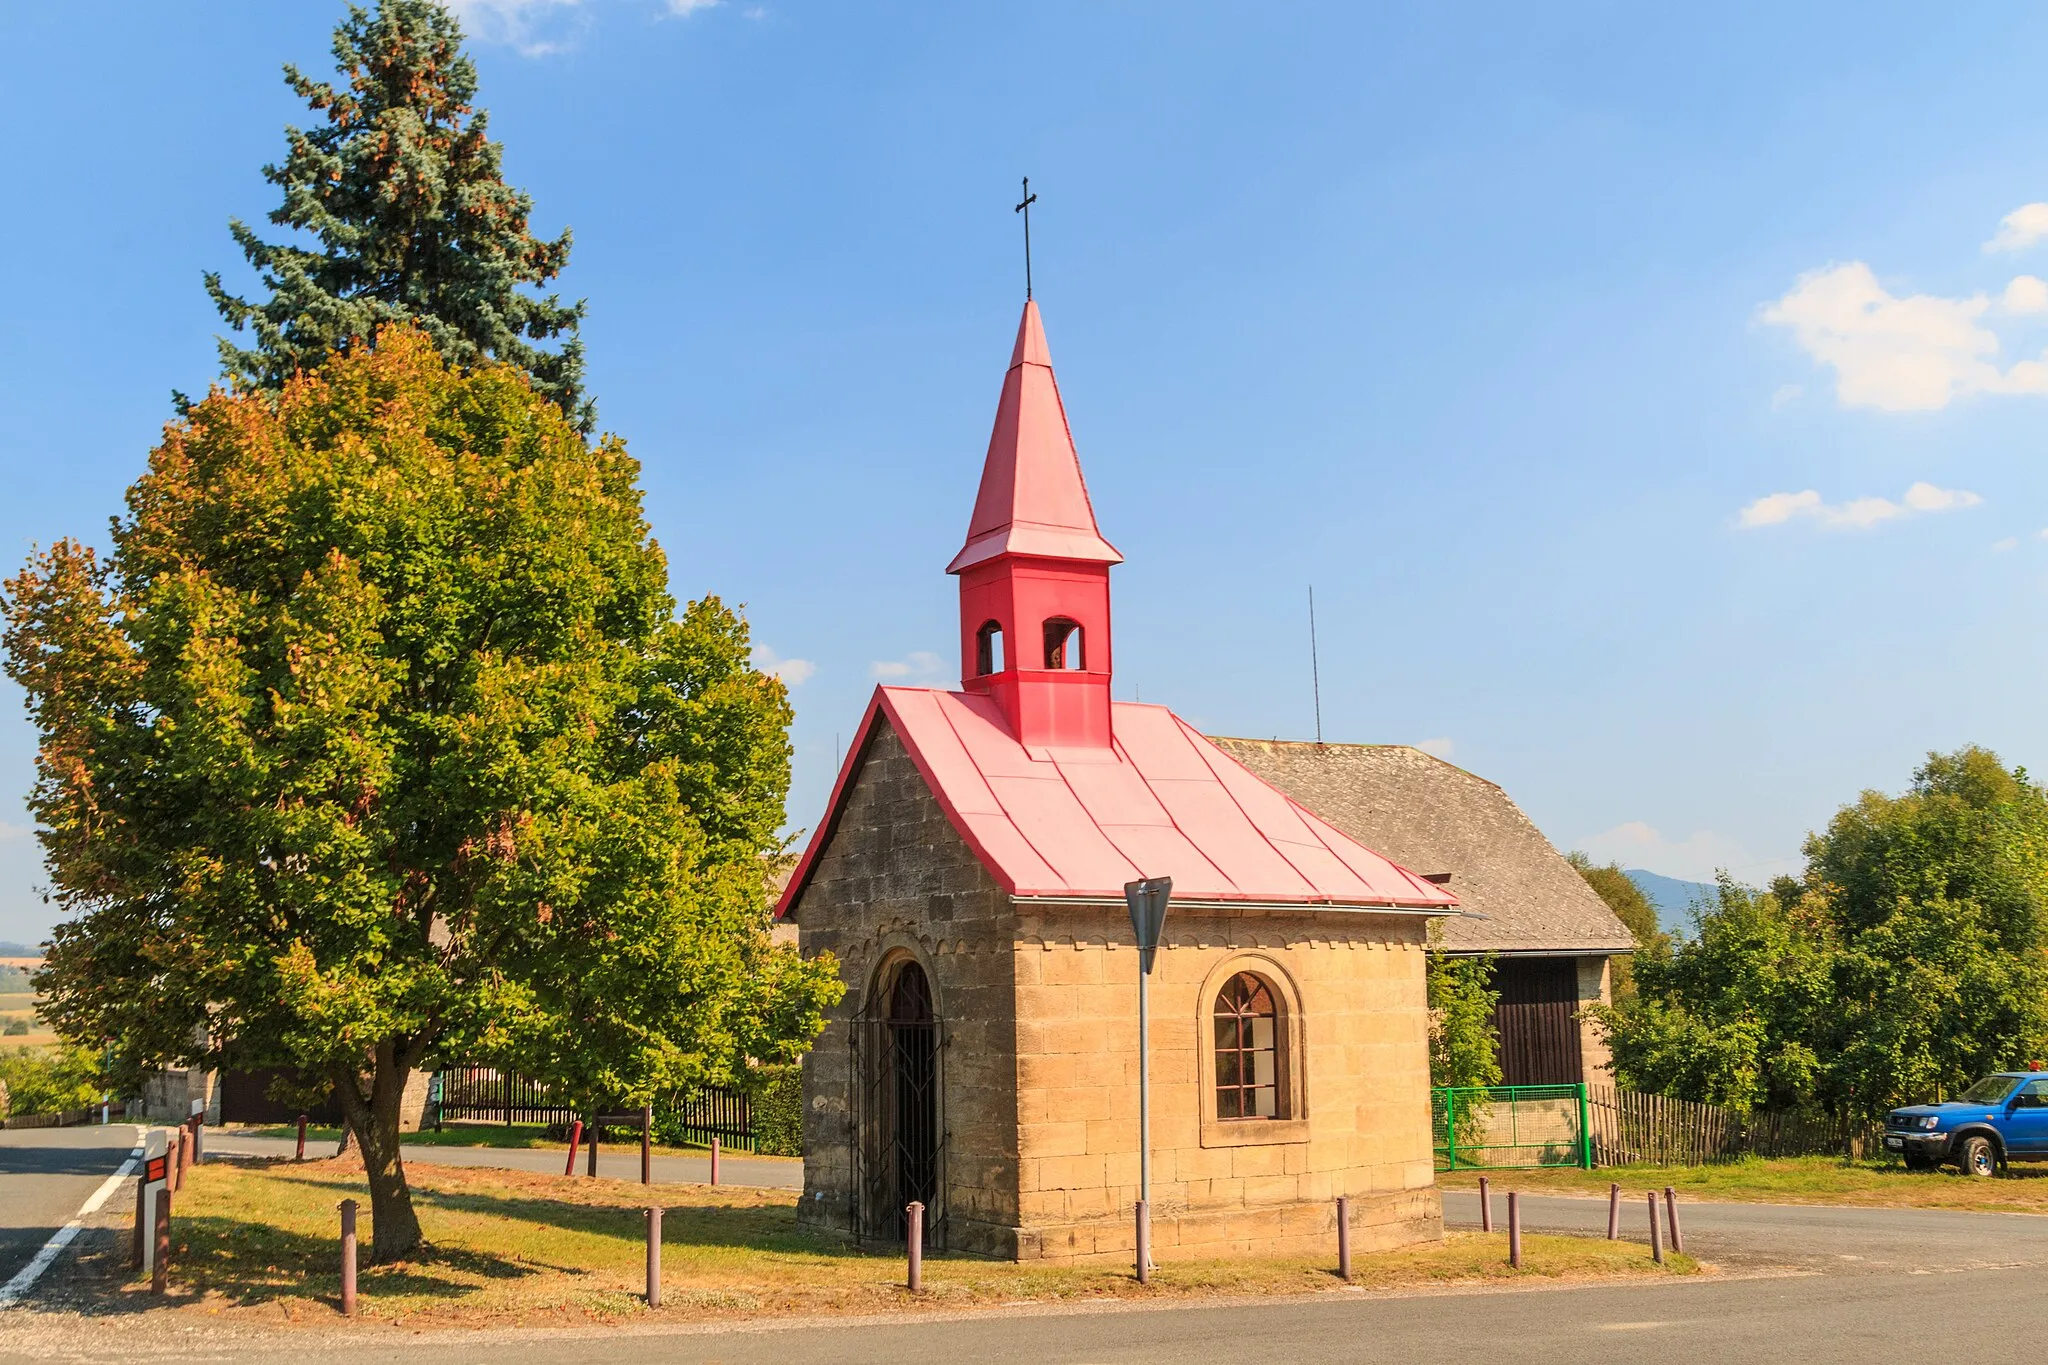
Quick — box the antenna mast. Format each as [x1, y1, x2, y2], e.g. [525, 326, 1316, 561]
[1308, 585, 1323, 745]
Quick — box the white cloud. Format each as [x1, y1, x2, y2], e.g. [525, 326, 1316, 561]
[1576, 821, 1780, 885]
[1413, 737, 1456, 761]
[2005, 275, 2048, 314]
[1993, 536, 2020, 552]
[1770, 383, 1803, 410]
[751, 646, 815, 686]
[1760, 263, 2007, 411]
[1988, 203, 2048, 253]
[445, 0, 589, 55]
[1738, 481, 1981, 531]
[666, 0, 720, 12]
[870, 651, 944, 681]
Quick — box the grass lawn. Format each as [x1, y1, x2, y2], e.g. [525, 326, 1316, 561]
[138, 1157, 1697, 1328]
[1439, 1157, 2048, 1213]
[229, 1122, 790, 1160]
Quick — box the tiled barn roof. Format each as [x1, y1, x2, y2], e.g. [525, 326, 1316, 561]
[1206, 739, 1635, 955]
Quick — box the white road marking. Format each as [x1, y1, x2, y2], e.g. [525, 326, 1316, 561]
[0, 1126, 146, 1310]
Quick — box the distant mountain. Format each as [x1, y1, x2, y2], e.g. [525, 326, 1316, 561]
[0, 941, 42, 958]
[1625, 870, 1717, 937]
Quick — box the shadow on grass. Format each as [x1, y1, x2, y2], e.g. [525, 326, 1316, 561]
[214, 1158, 886, 1264]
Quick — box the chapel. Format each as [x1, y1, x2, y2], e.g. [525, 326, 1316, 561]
[776, 299, 1460, 1262]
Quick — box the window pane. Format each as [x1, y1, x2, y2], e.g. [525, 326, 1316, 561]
[1216, 1051, 1241, 1086]
[1251, 1084, 1277, 1118]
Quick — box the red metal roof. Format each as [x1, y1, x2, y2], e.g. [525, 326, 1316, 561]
[776, 687, 1459, 916]
[946, 301, 1123, 574]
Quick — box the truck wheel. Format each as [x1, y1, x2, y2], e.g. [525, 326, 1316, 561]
[1902, 1151, 1937, 1172]
[1957, 1134, 1998, 1177]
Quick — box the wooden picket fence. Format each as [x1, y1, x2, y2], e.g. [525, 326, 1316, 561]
[1588, 1085, 1882, 1166]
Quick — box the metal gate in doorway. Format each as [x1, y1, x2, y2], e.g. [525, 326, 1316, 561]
[853, 961, 945, 1246]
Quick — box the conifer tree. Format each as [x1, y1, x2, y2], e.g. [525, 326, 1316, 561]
[205, 1, 590, 429]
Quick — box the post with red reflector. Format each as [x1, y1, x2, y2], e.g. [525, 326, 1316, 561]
[1125, 876, 1172, 1285]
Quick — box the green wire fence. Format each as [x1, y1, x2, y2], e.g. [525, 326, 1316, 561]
[1433, 1083, 1592, 1170]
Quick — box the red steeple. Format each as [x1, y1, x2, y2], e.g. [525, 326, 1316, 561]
[951, 301, 1118, 750]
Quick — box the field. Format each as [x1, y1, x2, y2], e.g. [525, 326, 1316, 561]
[125, 1156, 1697, 1328]
[1439, 1155, 2048, 1213]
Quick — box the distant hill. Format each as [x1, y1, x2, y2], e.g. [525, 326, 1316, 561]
[0, 942, 40, 958]
[1625, 869, 1717, 937]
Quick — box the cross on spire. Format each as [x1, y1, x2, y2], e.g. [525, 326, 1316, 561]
[1014, 176, 1038, 300]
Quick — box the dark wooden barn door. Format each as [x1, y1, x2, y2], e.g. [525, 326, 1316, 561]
[1490, 958, 1583, 1086]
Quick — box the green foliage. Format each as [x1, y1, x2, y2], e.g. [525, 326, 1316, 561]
[1, 1019, 27, 1036]
[0, 1045, 104, 1116]
[1427, 943, 1501, 1090]
[1596, 747, 2048, 1117]
[0, 964, 31, 991]
[204, 1, 588, 429]
[747, 1063, 803, 1157]
[1567, 851, 1669, 997]
[3, 329, 841, 1257]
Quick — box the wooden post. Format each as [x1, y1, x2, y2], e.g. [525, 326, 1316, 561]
[340, 1199, 358, 1316]
[645, 1206, 662, 1308]
[1647, 1191, 1663, 1264]
[190, 1116, 204, 1165]
[295, 1114, 308, 1162]
[172, 1127, 188, 1191]
[151, 1186, 171, 1294]
[1478, 1175, 1491, 1231]
[905, 1201, 924, 1293]
[131, 1172, 145, 1269]
[587, 1113, 598, 1178]
[1607, 1182, 1621, 1238]
[1134, 1199, 1150, 1284]
[710, 1136, 721, 1186]
[640, 1105, 653, 1185]
[1664, 1187, 1684, 1253]
[1335, 1195, 1351, 1281]
[564, 1120, 583, 1177]
[1507, 1191, 1522, 1268]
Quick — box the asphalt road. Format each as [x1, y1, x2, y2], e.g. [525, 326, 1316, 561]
[201, 1130, 804, 1189]
[4, 1152, 2045, 1362]
[0, 1125, 141, 1290]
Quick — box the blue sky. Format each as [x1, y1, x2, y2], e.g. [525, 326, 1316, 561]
[3, 1, 2048, 942]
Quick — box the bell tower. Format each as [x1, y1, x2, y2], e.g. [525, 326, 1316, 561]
[948, 301, 1121, 750]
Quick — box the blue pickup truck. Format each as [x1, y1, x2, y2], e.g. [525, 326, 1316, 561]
[1886, 1072, 2048, 1175]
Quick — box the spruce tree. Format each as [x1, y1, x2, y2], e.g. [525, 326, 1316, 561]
[205, 1, 591, 429]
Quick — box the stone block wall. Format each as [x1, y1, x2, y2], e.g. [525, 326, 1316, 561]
[1576, 955, 1614, 1089]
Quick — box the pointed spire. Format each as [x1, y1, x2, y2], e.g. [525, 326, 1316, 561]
[947, 301, 1122, 574]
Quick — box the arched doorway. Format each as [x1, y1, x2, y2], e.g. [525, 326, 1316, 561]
[858, 956, 943, 1242]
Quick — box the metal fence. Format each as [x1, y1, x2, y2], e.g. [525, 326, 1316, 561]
[1433, 1084, 1591, 1170]
[433, 1065, 760, 1150]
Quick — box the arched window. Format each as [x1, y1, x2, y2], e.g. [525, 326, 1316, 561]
[1042, 617, 1084, 670]
[1214, 973, 1281, 1119]
[975, 620, 1005, 676]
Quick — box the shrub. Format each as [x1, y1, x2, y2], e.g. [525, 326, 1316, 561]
[750, 1064, 803, 1157]
[0, 1045, 103, 1116]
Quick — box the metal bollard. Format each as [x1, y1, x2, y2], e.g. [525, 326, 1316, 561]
[587, 1115, 598, 1178]
[340, 1199, 359, 1316]
[1336, 1195, 1352, 1281]
[1508, 1192, 1522, 1268]
[1479, 1175, 1492, 1231]
[645, 1206, 662, 1307]
[641, 1105, 653, 1185]
[1647, 1191, 1663, 1264]
[191, 1118, 204, 1165]
[1135, 1199, 1151, 1285]
[1664, 1187, 1684, 1254]
[1607, 1182, 1620, 1239]
[296, 1114, 308, 1162]
[710, 1137, 721, 1186]
[151, 1186, 171, 1294]
[564, 1119, 583, 1177]
[905, 1201, 925, 1293]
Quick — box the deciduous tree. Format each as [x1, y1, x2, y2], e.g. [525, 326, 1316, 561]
[5, 329, 840, 1261]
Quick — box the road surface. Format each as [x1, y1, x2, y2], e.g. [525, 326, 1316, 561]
[0, 1125, 140, 1291]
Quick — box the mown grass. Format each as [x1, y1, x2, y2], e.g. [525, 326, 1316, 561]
[1439, 1156, 2048, 1213]
[142, 1158, 1696, 1327]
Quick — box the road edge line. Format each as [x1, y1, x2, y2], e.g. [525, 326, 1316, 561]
[0, 1125, 146, 1310]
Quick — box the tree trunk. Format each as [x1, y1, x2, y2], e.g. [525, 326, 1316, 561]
[335, 1040, 423, 1263]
